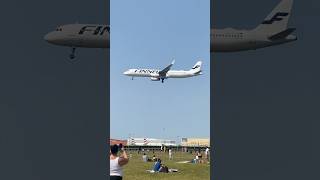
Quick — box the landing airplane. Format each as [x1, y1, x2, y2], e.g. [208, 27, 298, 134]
[44, 1, 295, 59]
[44, 24, 109, 59]
[211, 0, 297, 52]
[123, 60, 202, 83]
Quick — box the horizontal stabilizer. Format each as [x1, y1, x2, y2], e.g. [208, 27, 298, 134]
[268, 28, 296, 40]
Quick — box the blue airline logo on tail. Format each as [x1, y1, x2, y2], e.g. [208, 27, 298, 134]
[262, 12, 289, 24]
[192, 65, 200, 70]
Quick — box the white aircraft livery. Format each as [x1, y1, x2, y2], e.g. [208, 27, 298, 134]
[123, 60, 202, 83]
[44, 1, 295, 59]
[211, 0, 297, 52]
[44, 24, 110, 59]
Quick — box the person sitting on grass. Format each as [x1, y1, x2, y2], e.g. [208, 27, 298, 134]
[159, 164, 169, 173]
[153, 159, 161, 172]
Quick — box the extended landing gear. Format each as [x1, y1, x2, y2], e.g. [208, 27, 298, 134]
[161, 78, 164, 83]
[67, 47, 79, 64]
[131, 77, 134, 80]
[69, 47, 76, 59]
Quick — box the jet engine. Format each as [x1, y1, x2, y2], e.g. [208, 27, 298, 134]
[150, 77, 160, 81]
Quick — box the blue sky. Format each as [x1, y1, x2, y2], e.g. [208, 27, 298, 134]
[110, 0, 210, 141]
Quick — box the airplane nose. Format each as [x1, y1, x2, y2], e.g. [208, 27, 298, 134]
[44, 32, 58, 43]
[44, 33, 52, 42]
[123, 71, 129, 75]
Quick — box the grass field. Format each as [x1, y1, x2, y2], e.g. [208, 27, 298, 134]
[122, 151, 210, 180]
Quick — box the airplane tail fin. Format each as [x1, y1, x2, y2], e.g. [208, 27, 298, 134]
[190, 61, 202, 74]
[254, 0, 293, 35]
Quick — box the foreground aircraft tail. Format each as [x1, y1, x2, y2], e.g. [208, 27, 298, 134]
[190, 61, 202, 74]
[254, 0, 294, 35]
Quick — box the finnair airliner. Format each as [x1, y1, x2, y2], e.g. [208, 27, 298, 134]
[44, 0, 296, 59]
[211, 0, 297, 52]
[123, 60, 202, 83]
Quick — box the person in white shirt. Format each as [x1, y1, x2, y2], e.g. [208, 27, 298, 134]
[142, 153, 148, 162]
[168, 149, 173, 160]
[195, 155, 199, 163]
[110, 144, 129, 180]
[205, 147, 210, 161]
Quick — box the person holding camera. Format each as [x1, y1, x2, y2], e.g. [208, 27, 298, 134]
[110, 144, 129, 180]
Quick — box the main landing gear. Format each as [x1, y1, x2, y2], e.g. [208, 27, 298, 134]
[161, 78, 164, 83]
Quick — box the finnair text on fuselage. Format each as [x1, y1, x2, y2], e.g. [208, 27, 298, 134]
[132, 69, 160, 75]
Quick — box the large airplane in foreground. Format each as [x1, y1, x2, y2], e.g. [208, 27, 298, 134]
[44, 24, 109, 59]
[123, 60, 202, 83]
[44, 0, 296, 59]
[211, 0, 297, 52]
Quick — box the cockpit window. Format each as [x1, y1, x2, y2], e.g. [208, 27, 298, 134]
[55, 27, 63, 31]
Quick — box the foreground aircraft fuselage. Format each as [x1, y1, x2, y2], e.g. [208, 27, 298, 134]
[211, 0, 297, 52]
[211, 28, 297, 52]
[45, 24, 109, 48]
[44, 24, 109, 58]
[44, 0, 296, 59]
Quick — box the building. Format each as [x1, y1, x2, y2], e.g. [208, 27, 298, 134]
[181, 138, 210, 147]
[127, 138, 176, 146]
[109, 139, 127, 146]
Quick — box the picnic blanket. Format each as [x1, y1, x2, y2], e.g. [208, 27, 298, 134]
[176, 161, 192, 164]
[146, 169, 178, 173]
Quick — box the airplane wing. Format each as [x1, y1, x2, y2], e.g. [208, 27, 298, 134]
[158, 60, 175, 77]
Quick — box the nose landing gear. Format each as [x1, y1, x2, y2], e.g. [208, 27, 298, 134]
[69, 47, 76, 59]
[66, 47, 80, 64]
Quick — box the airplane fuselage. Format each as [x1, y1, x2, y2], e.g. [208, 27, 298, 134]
[210, 28, 297, 52]
[45, 24, 296, 53]
[44, 0, 296, 59]
[44, 24, 109, 48]
[124, 69, 201, 79]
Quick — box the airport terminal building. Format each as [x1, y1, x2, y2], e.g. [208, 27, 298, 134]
[109, 137, 210, 152]
[127, 138, 176, 146]
[181, 138, 210, 147]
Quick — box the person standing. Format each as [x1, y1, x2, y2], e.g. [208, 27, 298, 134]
[205, 147, 210, 161]
[110, 144, 129, 180]
[142, 153, 148, 162]
[168, 148, 173, 160]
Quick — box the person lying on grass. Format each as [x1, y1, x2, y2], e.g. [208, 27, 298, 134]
[153, 159, 169, 173]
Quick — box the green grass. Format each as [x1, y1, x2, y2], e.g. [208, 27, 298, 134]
[122, 151, 210, 180]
